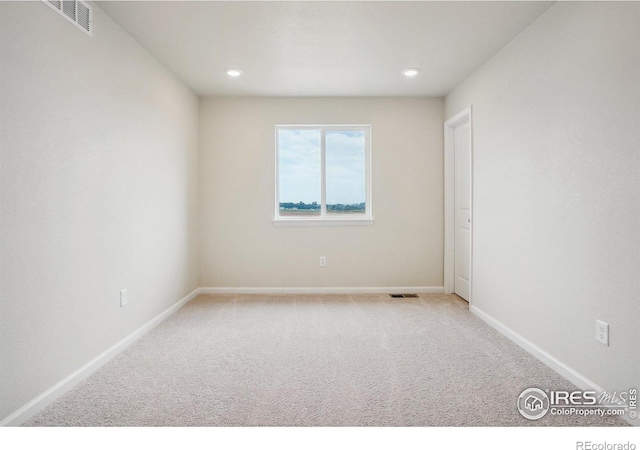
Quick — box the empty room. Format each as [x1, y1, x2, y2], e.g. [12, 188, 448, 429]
[1, 0, 638, 445]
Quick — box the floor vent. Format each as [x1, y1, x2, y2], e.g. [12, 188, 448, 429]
[389, 294, 419, 298]
[42, 0, 92, 36]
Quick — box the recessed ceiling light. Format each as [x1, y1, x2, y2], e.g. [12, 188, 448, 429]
[402, 68, 420, 77]
[225, 69, 243, 77]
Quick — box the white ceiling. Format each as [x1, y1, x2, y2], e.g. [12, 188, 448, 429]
[98, 1, 553, 97]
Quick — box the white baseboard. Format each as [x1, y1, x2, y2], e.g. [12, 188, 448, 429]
[0, 287, 201, 427]
[199, 286, 444, 295]
[470, 305, 639, 427]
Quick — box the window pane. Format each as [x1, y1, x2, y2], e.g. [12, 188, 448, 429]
[326, 130, 366, 215]
[278, 129, 321, 217]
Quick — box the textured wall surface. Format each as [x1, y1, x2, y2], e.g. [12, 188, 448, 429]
[0, 2, 200, 421]
[445, 2, 640, 393]
[199, 97, 444, 289]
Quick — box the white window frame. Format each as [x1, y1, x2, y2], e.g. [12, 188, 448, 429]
[274, 125, 373, 226]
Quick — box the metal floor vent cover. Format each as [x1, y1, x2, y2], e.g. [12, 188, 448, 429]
[389, 294, 419, 298]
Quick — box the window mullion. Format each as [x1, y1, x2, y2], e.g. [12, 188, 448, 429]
[320, 129, 327, 217]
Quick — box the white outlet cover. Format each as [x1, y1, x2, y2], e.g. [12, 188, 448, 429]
[120, 289, 128, 307]
[596, 320, 609, 346]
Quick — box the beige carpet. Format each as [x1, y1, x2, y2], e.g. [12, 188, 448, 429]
[25, 293, 628, 426]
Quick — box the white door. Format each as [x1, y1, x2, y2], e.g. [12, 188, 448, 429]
[453, 118, 471, 301]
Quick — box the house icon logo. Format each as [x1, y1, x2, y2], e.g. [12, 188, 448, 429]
[517, 388, 550, 420]
[525, 395, 544, 411]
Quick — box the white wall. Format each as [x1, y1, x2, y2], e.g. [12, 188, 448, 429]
[445, 2, 639, 393]
[0, 2, 200, 421]
[200, 97, 443, 289]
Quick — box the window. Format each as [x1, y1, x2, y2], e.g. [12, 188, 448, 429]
[275, 125, 372, 225]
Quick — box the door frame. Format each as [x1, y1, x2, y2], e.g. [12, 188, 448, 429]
[443, 106, 474, 302]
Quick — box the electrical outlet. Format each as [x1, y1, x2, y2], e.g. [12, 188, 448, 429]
[319, 256, 326, 267]
[120, 289, 128, 307]
[596, 320, 609, 346]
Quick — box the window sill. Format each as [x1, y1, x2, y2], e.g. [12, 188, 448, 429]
[273, 217, 375, 227]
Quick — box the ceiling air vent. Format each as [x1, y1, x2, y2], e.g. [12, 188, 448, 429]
[42, 0, 92, 36]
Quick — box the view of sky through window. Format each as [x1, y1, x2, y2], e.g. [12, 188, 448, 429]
[277, 129, 321, 205]
[277, 126, 368, 218]
[326, 131, 365, 214]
